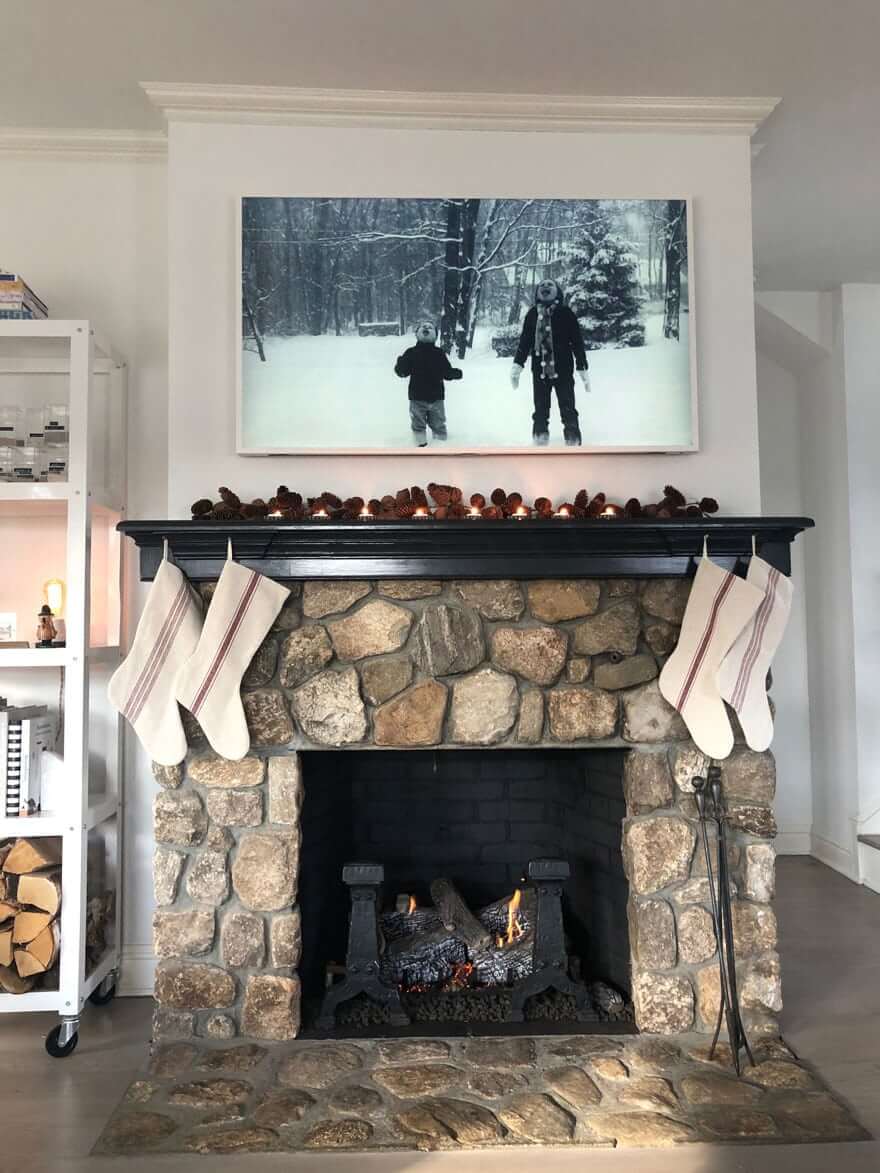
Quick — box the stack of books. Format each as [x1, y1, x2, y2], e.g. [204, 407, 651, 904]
[0, 273, 48, 320]
[0, 704, 53, 816]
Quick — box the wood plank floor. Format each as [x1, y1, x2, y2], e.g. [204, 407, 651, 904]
[1, 855, 878, 1172]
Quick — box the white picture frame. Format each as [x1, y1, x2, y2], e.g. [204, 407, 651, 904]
[236, 196, 699, 456]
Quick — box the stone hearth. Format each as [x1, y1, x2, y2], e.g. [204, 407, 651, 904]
[96, 1032, 868, 1155]
[151, 577, 782, 1044]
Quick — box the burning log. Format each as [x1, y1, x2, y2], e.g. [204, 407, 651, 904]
[470, 929, 535, 985]
[380, 905, 442, 943]
[380, 928, 468, 988]
[478, 889, 536, 938]
[430, 877, 491, 951]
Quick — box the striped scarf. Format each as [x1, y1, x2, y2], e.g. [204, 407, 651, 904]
[535, 303, 557, 381]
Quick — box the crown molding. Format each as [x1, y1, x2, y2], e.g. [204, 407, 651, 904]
[141, 83, 778, 135]
[0, 128, 167, 160]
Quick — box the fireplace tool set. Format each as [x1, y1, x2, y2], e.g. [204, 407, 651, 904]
[693, 766, 755, 1075]
[318, 857, 595, 1029]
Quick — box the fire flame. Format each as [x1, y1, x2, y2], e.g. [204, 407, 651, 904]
[445, 962, 475, 991]
[407, 895, 417, 915]
[496, 888, 524, 948]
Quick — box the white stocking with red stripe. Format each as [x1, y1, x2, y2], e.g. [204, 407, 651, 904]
[174, 556, 290, 761]
[658, 556, 763, 760]
[717, 556, 793, 751]
[108, 557, 202, 766]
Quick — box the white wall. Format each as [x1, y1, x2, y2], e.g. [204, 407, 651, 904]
[759, 286, 880, 881]
[167, 122, 762, 514]
[0, 151, 168, 989]
[838, 286, 880, 841]
[755, 351, 813, 851]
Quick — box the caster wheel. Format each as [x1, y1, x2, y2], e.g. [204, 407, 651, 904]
[46, 1024, 79, 1058]
[89, 983, 117, 1006]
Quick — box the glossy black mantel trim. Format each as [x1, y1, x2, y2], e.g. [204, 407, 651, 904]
[118, 517, 814, 582]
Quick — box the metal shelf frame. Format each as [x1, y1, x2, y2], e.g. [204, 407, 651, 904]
[0, 321, 127, 1047]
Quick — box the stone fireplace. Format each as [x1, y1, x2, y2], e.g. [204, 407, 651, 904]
[149, 573, 782, 1045]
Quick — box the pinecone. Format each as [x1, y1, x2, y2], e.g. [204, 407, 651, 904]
[218, 486, 240, 508]
[663, 484, 687, 508]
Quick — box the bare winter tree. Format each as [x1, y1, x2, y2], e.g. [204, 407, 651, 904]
[662, 200, 686, 340]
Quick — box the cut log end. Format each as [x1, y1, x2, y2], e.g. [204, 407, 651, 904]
[429, 877, 492, 951]
[2, 838, 62, 876]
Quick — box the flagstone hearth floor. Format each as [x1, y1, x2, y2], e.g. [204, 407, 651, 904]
[95, 1028, 868, 1155]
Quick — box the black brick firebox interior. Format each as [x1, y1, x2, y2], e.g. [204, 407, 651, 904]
[298, 748, 630, 1027]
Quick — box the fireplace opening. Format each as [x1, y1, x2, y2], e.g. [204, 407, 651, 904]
[297, 749, 634, 1036]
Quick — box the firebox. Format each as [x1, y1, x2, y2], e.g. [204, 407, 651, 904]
[298, 748, 632, 1035]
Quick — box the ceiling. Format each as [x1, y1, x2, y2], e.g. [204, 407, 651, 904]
[5, 0, 880, 290]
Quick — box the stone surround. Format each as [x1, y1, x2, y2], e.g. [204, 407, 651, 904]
[151, 577, 781, 1043]
[96, 1032, 868, 1155]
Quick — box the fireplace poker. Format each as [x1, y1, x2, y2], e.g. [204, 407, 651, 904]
[692, 768, 754, 1075]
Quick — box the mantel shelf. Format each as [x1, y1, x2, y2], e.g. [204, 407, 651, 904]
[118, 516, 814, 582]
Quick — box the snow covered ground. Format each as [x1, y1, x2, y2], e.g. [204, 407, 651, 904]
[240, 311, 694, 451]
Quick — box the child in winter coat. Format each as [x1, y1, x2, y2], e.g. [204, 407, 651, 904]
[395, 322, 463, 447]
[511, 279, 590, 446]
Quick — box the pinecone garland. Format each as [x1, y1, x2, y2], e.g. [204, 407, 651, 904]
[188, 482, 721, 522]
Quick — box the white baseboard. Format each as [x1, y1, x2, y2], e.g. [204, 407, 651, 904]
[119, 944, 156, 996]
[810, 832, 858, 881]
[858, 842, 880, 895]
[775, 830, 812, 855]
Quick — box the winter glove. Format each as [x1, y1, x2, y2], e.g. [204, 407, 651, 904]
[510, 363, 523, 389]
[578, 369, 592, 393]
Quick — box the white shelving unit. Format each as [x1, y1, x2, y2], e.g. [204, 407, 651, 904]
[0, 320, 126, 1056]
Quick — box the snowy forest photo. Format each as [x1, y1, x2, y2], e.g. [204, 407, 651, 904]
[239, 197, 695, 452]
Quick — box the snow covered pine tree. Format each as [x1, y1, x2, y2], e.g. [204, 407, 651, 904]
[563, 210, 646, 349]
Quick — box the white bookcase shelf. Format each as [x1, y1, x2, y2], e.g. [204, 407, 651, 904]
[0, 320, 127, 1058]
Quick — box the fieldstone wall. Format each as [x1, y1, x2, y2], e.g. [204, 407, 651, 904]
[150, 578, 780, 1043]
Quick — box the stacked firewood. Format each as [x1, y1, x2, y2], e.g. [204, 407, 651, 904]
[0, 838, 61, 993]
[191, 483, 720, 522]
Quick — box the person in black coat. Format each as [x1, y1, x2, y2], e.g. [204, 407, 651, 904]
[395, 322, 463, 447]
[511, 279, 590, 446]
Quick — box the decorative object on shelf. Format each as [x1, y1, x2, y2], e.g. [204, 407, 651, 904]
[35, 606, 57, 648]
[1, 703, 53, 816]
[239, 197, 696, 453]
[42, 580, 66, 645]
[658, 541, 764, 759]
[718, 554, 794, 751]
[108, 552, 202, 767]
[0, 402, 69, 482]
[192, 483, 720, 523]
[173, 542, 290, 761]
[0, 613, 15, 643]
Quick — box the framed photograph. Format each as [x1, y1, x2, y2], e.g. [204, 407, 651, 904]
[237, 197, 697, 454]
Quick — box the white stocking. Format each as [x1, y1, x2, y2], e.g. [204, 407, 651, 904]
[174, 547, 289, 760]
[658, 553, 763, 760]
[718, 555, 793, 751]
[108, 554, 202, 766]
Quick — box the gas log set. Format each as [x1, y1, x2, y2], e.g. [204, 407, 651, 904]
[317, 858, 626, 1031]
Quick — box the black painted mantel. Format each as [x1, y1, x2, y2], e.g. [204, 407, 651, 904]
[119, 516, 813, 582]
